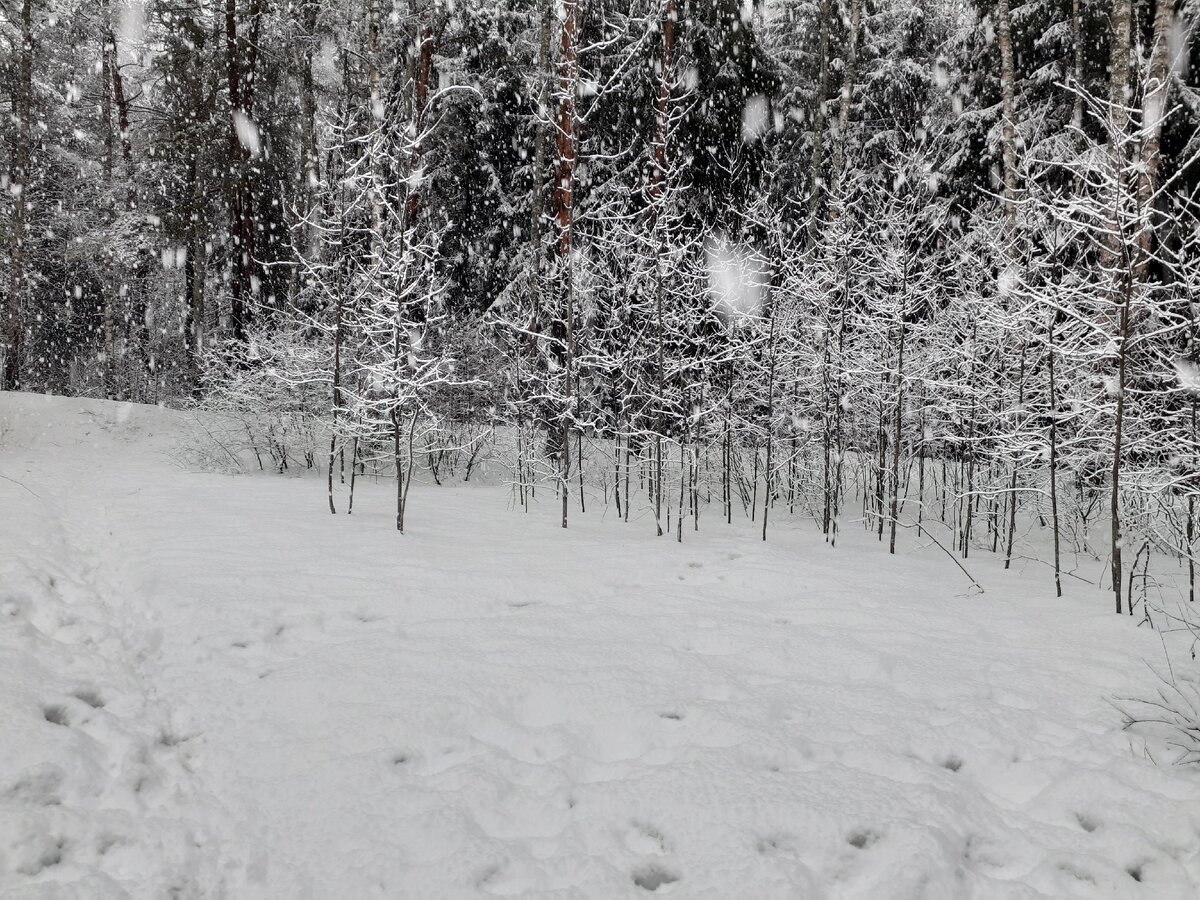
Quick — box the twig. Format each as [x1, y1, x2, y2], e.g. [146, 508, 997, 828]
[881, 514, 984, 594]
[0, 472, 39, 498]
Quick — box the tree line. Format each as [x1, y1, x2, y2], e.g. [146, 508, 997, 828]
[1, 0, 1198, 611]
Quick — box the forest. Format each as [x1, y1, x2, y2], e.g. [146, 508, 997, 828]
[1, 0, 1199, 616]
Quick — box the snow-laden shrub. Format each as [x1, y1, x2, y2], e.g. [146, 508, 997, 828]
[178, 332, 329, 474]
[1120, 603, 1200, 765]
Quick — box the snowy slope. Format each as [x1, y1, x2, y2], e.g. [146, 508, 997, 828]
[2, 393, 1198, 899]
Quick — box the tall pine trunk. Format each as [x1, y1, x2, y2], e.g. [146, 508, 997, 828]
[3, 0, 32, 391]
[828, 0, 862, 207]
[554, 0, 579, 529]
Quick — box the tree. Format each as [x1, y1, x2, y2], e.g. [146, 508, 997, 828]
[3, 0, 32, 390]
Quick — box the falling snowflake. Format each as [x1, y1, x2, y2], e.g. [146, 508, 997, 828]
[234, 111, 261, 156]
[1173, 358, 1200, 392]
[741, 95, 770, 143]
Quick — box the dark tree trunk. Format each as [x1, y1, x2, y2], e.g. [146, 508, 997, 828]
[3, 0, 32, 391]
[553, 0, 579, 529]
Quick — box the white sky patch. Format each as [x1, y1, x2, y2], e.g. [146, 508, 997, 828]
[234, 111, 261, 156]
[741, 95, 770, 143]
[706, 234, 768, 323]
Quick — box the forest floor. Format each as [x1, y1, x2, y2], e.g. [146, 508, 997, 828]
[1, 393, 1199, 899]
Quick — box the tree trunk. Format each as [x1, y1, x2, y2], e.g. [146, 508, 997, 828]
[528, 1, 552, 335]
[1111, 272, 1133, 613]
[762, 301, 778, 542]
[889, 316, 906, 554]
[1048, 313, 1062, 597]
[185, 152, 208, 378]
[995, 0, 1019, 229]
[1004, 343, 1027, 568]
[1101, 0, 1133, 270]
[806, 0, 832, 240]
[296, 0, 320, 292]
[1070, 0, 1084, 130]
[651, 0, 677, 537]
[554, 0, 579, 529]
[327, 250, 345, 514]
[106, 28, 135, 205]
[827, 0, 862, 207]
[1135, 0, 1177, 276]
[367, 0, 383, 258]
[3, 0, 32, 391]
[100, 7, 118, 398]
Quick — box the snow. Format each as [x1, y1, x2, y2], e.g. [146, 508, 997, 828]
[1173, 358, 1200, 393]
[234, 111, 261, 157]
[741, 95, 771, 143]
[3, 393, 1200, 897]
[705, 235, 768, 323]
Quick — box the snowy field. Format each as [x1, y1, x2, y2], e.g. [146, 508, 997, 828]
[2, 392, 1199, 899]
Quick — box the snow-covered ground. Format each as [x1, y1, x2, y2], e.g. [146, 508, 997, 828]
[2, 393, 1199, 899]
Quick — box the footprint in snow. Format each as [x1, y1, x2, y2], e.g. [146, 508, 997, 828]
[390, 751, 414, 768]
[755, 834, 796, 855]
[474, 862, 502, 889]
[15, 835, 66, 876]
[633, 863, 679, 892]
[1056, 861, 1097, 885]
[158, 730, 192, 748]
[941, 755, 964, 772]
[96, 833, 124, 856]
[847, 829, 881, 850]
[71, 687, 105, 709]
[3, 765, 64, 806]
[42, 704, 71, 727]
[626, 820, 670, 855]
